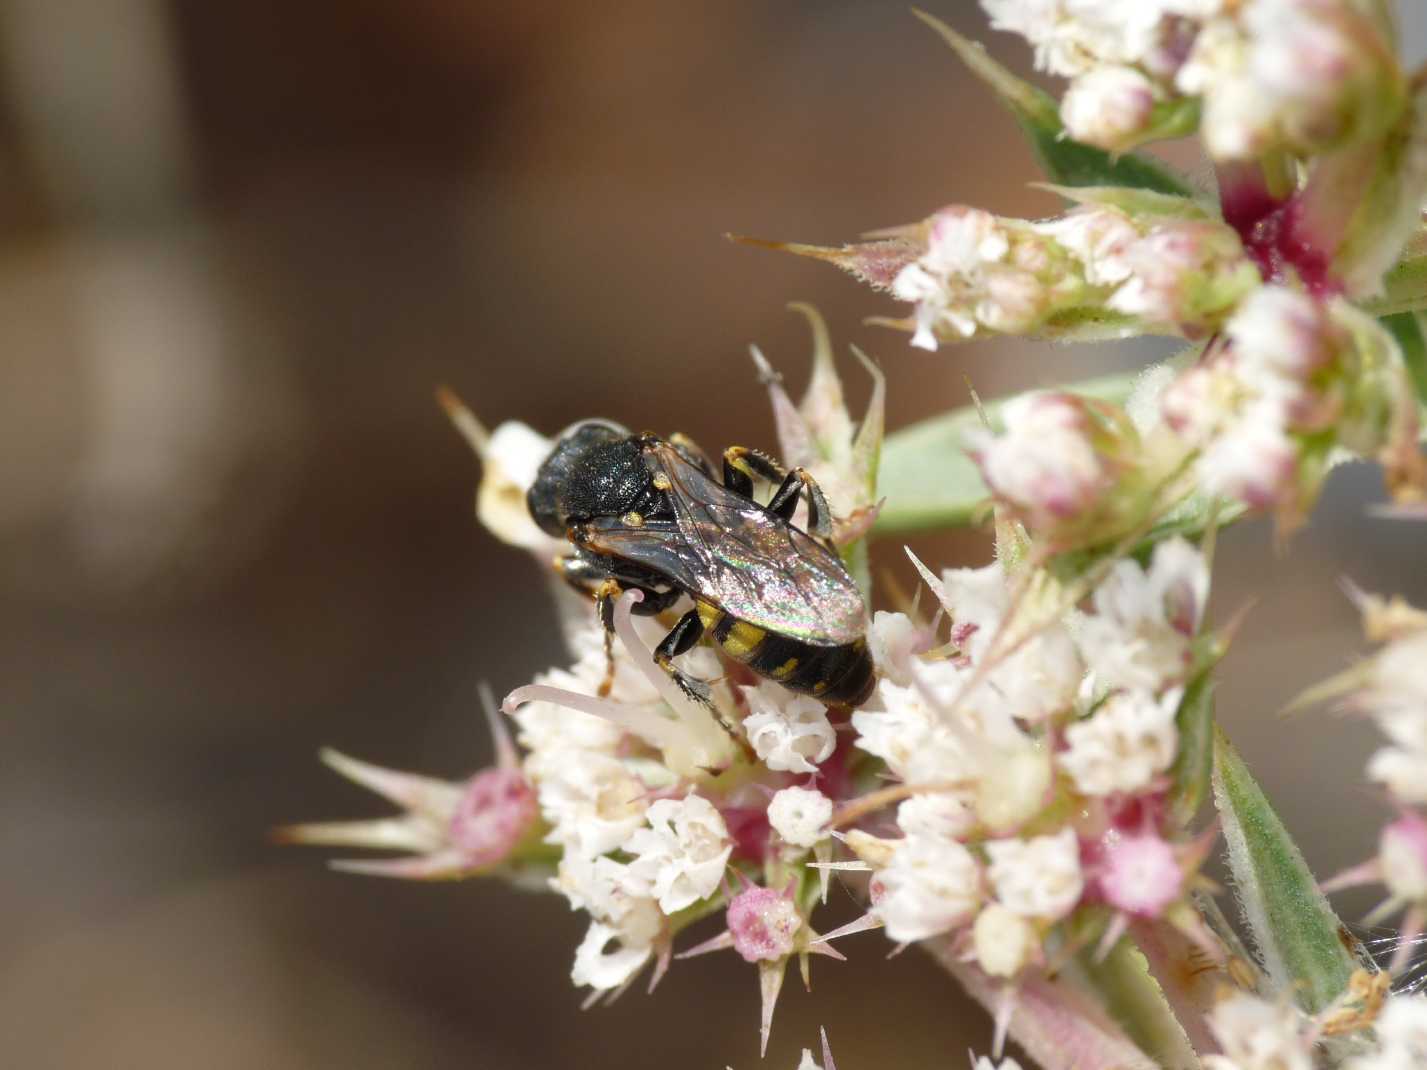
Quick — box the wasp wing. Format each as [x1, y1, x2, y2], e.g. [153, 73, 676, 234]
[583, 443, 865, 646]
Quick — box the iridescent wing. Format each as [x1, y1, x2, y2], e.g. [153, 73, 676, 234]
[582, 442, 865, 646]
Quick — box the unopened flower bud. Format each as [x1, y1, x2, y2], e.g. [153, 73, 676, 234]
[843, 829, 898, 868]
[966, 393, 1148, 542]
[1106, 220, 1258, 334]
[768, 786, 833, 849]
[1196, 411, 1299, 509]
[967, 394, 1109, 529]
[973, 902, 1038, 978]
[449, 766, 538, 867]
[974, 742, 1053, 834]
[1061, 66, 1157, 153]
[727, 885, 803, 963]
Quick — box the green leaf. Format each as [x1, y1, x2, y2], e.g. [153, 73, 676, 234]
[910, 9, 1193, 197]
[1381, 310, 1427, 404]
[1166, 672, 1215, 830]
[1211, 726, 1361, 1013]
[1075, 938, 1199, 1070]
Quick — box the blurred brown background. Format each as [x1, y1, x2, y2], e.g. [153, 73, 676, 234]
[3, 4, 1427, 1068]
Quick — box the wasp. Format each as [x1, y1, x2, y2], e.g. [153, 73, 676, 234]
[527, 421, 875, 708]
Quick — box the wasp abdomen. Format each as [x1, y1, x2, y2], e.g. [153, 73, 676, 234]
[697, 599, 874, 707]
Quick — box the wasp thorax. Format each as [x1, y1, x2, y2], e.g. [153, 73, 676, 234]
[526, 419, 645, 536]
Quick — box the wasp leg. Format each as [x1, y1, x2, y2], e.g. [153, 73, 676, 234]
[553, 553, 608, 598]
[767, 467, 834, 542]
[668, 432, 713, 476]
[555, 555, 682, 697]
[652, 609, 712, 706]
[589, 578, 685, 697]
[555, 552, 679, 615]
[722, 445, 787, 500]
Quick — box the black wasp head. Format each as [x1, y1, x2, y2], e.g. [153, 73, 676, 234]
[527, 419, 652, 537]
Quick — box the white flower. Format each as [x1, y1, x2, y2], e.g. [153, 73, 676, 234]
[552, 853, 652, 926]
[1076, 537, 1205, 693]
[1061, 689, 1180, 796]
[1380, 815, 1427, 904]
[1378, 706, 1427, 758]
[855, 675, 979, 785]
[925, 206, 1010, 273]
[973, 902, 1039, 978]
[1371, 995, 1427, 1068]
[1368, 747, 1427, 805]
[1179, 0, 1397, 160]
[861, 663, 1055, 833]
[1103, 219, 1256, 331]
[1203, 992, 1311, 1070]
[1160, 361, 1236, 443]
[1367, 632, 1427, 725]
[571, 920, 654, 991]
[534, 751, 649, 858]
[1060, 66, 1158, 151]
[1228, 285, 1336, 384]
[742, 683, 837, 774]
[1038, 207, 1138, 287]
[891, 207, 1054, 349]
[965, 393, 1111, 530]
[981, 0, 1170, 78]
[473, 421, 562, 552]
[872, 834, 983, 942]
[768, 787, 834, 849]
[986, 829, 1084, 921]
[940, 562, 1085, 722]
[1196, 408, 1299, 508]
[896, 792, 977, 842]
[625, 795, 733, 914]
[795, 1051, 824, 1070]
[1175, 17, 1261, 159]
[868, 610, 928, 686]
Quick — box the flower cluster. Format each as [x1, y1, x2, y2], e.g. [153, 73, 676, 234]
[1159, 284, 1419, 528]
[983, 0, 1403, 159]
[1318, 590, 1427, 973]
[840, 537, 1215, 988]
[889, 196, 1258, 349]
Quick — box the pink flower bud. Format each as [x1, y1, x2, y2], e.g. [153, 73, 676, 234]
[448, 766, 538, 867]
[965, 392, 1136, 537]
[1096, 832, 1183, 918]
[727, 885, 803, 963]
